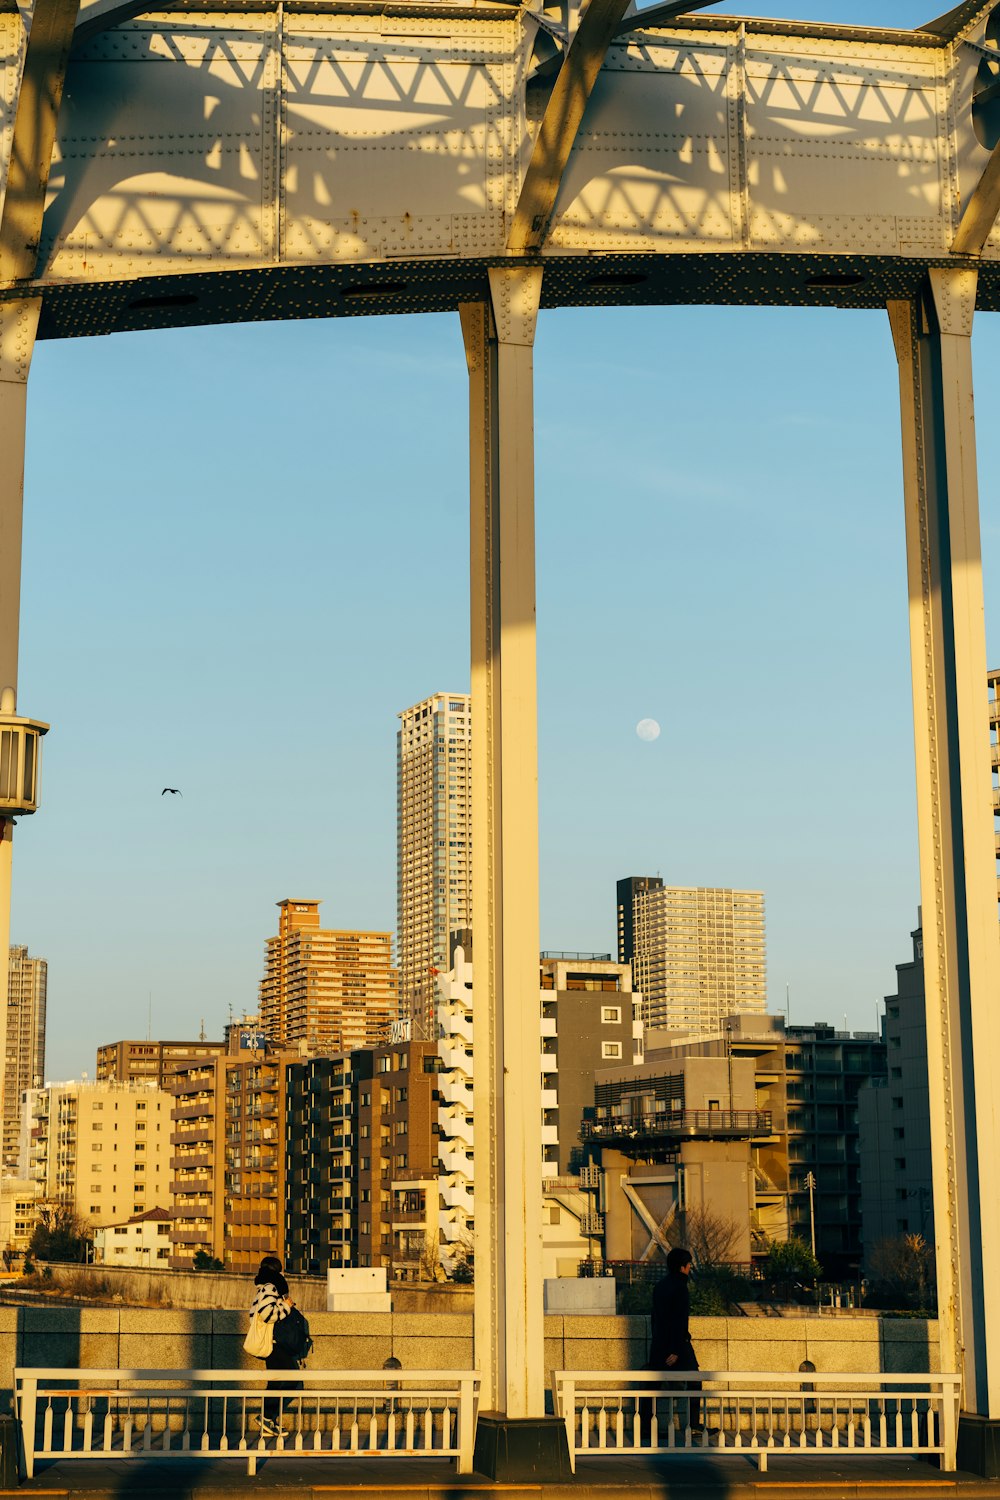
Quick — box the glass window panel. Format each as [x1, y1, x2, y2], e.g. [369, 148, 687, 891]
[21, 734, 34, 804]
[0, 731, 15, 801]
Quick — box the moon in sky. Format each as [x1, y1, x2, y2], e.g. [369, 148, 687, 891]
[636, 718, 661, 743]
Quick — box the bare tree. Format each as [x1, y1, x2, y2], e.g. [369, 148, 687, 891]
[868, 1233, 935, 1310]
[667, 1205, 742, 1269]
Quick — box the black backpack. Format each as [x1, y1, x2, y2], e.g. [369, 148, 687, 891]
[273, 1306, 313, 1364]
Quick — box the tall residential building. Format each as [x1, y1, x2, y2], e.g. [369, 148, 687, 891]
[258, 899, 397, 1052]
[96, 1038, 226, 1088]
[19, 1080, 172, 1228]
[397, 692, 471, 1034]
[617, 879, 767, 1035]
[4, 945, 46, 1172]
[168, 1044, 298, 1272]
[858, 916, 934, 1259]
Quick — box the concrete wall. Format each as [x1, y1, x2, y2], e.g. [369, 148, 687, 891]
[0, 1304, 940, 1415]
[36, 1262, 474, 1313]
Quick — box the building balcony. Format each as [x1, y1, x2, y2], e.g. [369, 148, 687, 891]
[171, 1101, 215, 1121]
[170, 1151, 212, 1171]
[391, 1210, 427, 1226]
[171, 1229, 213, 1246]
[579, 1213, 604, 1236]
[582, 1110, 772, 1147]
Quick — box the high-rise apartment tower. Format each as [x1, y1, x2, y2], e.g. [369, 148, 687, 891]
[397, 692, 471, 1033]
[617, 879, 767, 1035]
[258, 900, 398, 1052]
[4, 946, 46, 1172]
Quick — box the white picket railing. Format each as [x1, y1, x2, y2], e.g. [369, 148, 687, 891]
[15, 1367, 480, 1478]
[554, 1369, 961, 1474]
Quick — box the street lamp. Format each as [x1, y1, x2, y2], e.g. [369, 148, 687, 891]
[0, 687, 48, 818]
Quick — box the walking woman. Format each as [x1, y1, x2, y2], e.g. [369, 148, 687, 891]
[248, 1254, 296, 1436]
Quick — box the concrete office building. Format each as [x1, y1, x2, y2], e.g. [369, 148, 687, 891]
[858, 919, 934, 1258]
[96, 1038, 226, 1089]
[583, 1050, 764, 1264]
[617, 879, 767, 1036]
[20, 1080, 172, 1228]
[436, 944, 641, 1278]
[620, 1015, 887, 1274]
[258, 899, 397, 1053]
[4, 945, 46, 1172]
[397, 693, 471, 1035]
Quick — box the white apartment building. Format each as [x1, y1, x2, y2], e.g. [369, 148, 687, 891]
[94, 1206, 173, 1267]
[19, 1079, 172, 1227]
[618, 879, 767, 1036]
[397, 693, 471, 1036]
[435, 943, 643, 1278]
[5, 946, 46, 1172]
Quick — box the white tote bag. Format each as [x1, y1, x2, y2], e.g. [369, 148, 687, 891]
[243, 1312, 273, 1359]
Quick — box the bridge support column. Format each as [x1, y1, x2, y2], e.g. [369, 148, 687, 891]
[0, 297, 41, 1141]
[460, 269, 568, 1481]
[890, 269, 1000, 1471]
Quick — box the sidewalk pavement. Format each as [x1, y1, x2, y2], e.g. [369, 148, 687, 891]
[7, 1454, 1000, 1500]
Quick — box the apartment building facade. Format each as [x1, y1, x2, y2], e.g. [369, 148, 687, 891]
[617, 878, 767, 1036]
[20, 1080, 172, 1228]
[169, 1046, 296, 1272]
[284, 1037, 439, 1278]
[397, 693, 471, 1035]
[436, 944, 641, 1278]
[858, 919, 933, 1257]
[258, 900, 397, 1053]
[4, 945, 46, 1172]
[96, 1038, 226, 1089]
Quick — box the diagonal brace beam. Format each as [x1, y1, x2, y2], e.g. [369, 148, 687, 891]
[1, 0, 82, 283]
[952, 137, 1000, 257]
[507, 0, 720, 254]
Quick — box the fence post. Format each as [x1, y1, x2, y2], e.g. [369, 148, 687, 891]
[17, 1374, 37, 1480]
[941, 1378, 958, 1472]
[559, 1376, 576, 1475]
[457, 1375, 476, 1473]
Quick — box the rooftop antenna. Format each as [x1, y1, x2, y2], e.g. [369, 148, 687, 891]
[199, 1018, 206, 1043]
[147, 993, 151, 1042]
[785, 982, 790, 1025]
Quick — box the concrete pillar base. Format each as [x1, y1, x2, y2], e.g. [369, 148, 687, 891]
[957, 1413, 1000, 1476]
[472, 1414, 572, 1481]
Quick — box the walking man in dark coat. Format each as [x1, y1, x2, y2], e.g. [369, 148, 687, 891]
[649, 1246, 702, 1431]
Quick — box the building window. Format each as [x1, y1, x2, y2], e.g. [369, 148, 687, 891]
[601, 1007, 622, 1024]
[601, 1042, 622, 1060]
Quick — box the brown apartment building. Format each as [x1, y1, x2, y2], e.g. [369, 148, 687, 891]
[169, 1045, 297, 1272]
[97, 1039, 226, 1089]
[258, 900, 398, 1052]
[284, 1038, 438, 1278]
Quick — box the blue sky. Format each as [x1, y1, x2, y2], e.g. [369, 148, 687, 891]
[13, 0, 996, 1075]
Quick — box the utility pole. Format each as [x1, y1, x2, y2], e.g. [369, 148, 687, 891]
[805, 1171, 816, 1257]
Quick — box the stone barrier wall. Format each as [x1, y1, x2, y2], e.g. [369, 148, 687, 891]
[0, 1303, 940, 1414]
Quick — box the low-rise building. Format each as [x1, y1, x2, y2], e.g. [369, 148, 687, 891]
[95, 1206, 173, 1267]
[0, 1177, 41, 1264]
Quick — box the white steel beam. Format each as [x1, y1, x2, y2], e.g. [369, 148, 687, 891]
[889, 268, 1000, 1418]
[0, 0, 82, 282]
[462, 265, 544, 1419]
[0, 295, 41, 1182]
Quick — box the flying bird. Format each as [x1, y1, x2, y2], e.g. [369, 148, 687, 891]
[161, 788, 182, 797]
